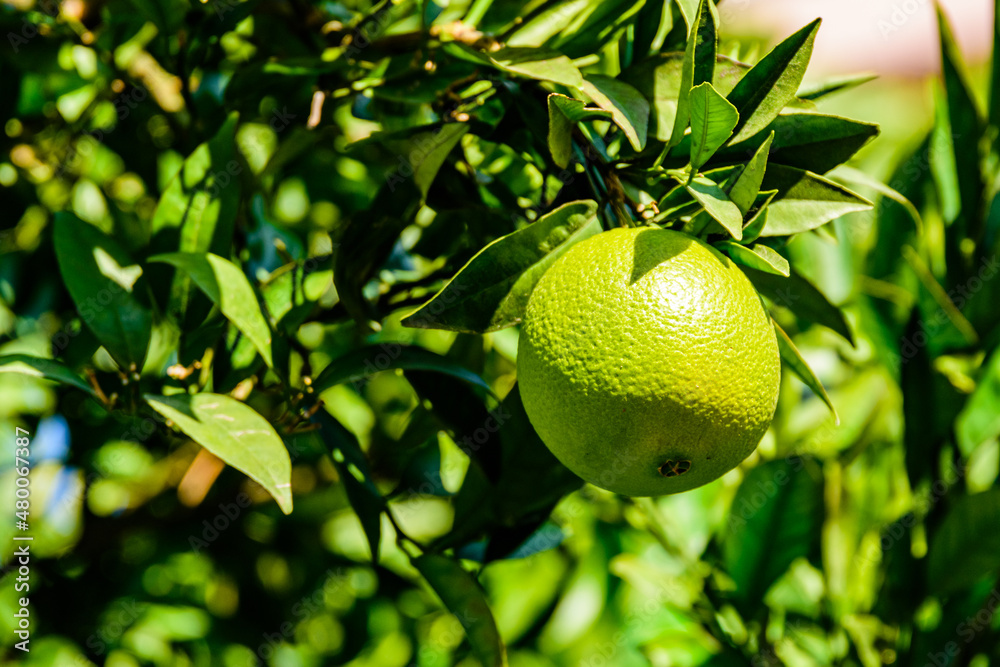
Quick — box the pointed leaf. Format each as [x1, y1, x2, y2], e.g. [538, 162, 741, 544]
[688, 82, 739, 170]
[723, 456, 824, 610]
[741, 189, 779, 244]
[668, 0, 717, 147]
[547, 94, 613, 168]
[718, 241, 789, 276]
[726, 113, 878, 173]
[312, 409, 383, 560]
[53, 214, 152, 371]
[313, 344, 493, 396]
[927, 489, 1000, 595]
[146, 393, 293, 514]
[413, 554, 507, 667]
[772, 319, 837, 419]
[402, 201, 601, 333]
[150, 253, 273, 368]
[686, 177, 743, 240]
[582, 75, 649, 151]
[0, 355, 96, 397]
[758, 164, 872, 236]
[742, 265, 854, 344]
[726, 19, 820, 144]
[798, 72, 877, 100]
[413, 124, 470, 198]
[725, 132, 773, 215]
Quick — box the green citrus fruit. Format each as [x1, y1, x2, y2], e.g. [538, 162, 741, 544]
[518, 227, 781, 496]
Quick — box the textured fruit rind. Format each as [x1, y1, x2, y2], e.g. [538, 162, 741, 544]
[518, 227, 781, 496]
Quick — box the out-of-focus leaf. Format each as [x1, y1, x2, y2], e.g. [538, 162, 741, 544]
[742, 265, 854, 345]
[415, 124, 470, 198]
[312, 409, 384, 561]
[723, 456, 824, 611]
[718, 241, 789, 277]
[547, 94, 613, 168]
[53, 213, 152, 371]
[489, 47, 583, 89]
[688, 82, 738, 170]
[668, 0, 716, 148]
[686, 177, 743, 240]
[582, 75, 649, 151]
[772, 319, 837, 420]
[313, 344, 493, 396]
[150, 115, 241, 322]
[401, 201, 600, 332]
[724, 132, 772, 216]
[412, 554, 507, 667]
[757, 165, 872, 236]
[632, 0, 668, 60]
[146, 393, 292, 514]
[955, 349, 1000, 456]
[726, 20, 820, 144]
[0, 355, 96, 397]
[830, 165, 923, 235]
[149, 253, 273, 368]
[926, 488, 1000, 595]
[797, 72, 877, 100]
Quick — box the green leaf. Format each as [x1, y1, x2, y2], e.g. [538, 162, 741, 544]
[926, 489, 1000, 595]
[726, 113, 878, 174]
[829, 165, 923, 235]
[581, 75, 649, 151]
[936, 5, 984, 241]
[53, 214, 152, 371]
[772, 319, 837, 420]
[798, 72, 877, 101]
[547, 94, 613, 168]
[401, 201, 601, 332]
[726, 19, 820, 144]
[688, 82, 739, 170]
[668, 0, 717, 148]
[722, 456, 824, 610]
[146, 393, 293, 514]
[312, 344, 493, 396]
[150, 115, 241, 321]
[990, 0, 1000, 134]
[718, 241, 789, 276]
[0, 355, 96, 397]
[742, 265, 854, 345]
[489, 47, 583, 89]
[149, 253, 273, 368]
[955, 350, 1000, 456]
[725, 132, 772, 216]
[757, 164, 872, 236]
[413, 124, 470, 198]
[412, 554, 507, 667]
[740, 189, 779, 244]
[312, 409, 383, 561]
[686, 177, 743, 240]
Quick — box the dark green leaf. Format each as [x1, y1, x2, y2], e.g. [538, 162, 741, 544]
[927, 489, 1000, 595]
[726, 19, 820, 144]
[668, 0, 717, 148]
[772, 319, 837, 419]
[688, 82, 739, 170]
[53, 214, 152, 371]
[401, 201, 601, 332]
[0, 355, 96, 397]
[146, 393, 293, 514]
[412, 554, 507, 667]
[757, 164, 872, 236]
[742, 265, 854, 344]
[414, 124, 470, 198]
[489, 47, 584, 89]
[312, 409, 384, 561]
[582, 75, 649, 151]
[312, 344, 493, 396]
[723, 457, 824, 610]
[717, 241, 789, 277]
[547, 94, 613, 168]
[797, 72, 877, 101]
[725, 131, 773, 216]
[686, 177, 743, 240]
[149, 253, 273, 368]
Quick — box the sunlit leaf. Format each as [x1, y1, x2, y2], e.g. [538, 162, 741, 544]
[582, 75, 649, 151]
[688, 82, 738, 170]
[686, 177, 743, 240]
[772, 319, 837, 419]
[0, 355, 96, 397]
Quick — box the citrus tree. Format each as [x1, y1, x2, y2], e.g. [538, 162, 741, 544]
[1, 0, 999, 665]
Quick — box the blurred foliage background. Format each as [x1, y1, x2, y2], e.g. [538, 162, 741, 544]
[1, 0, 1000, 666]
